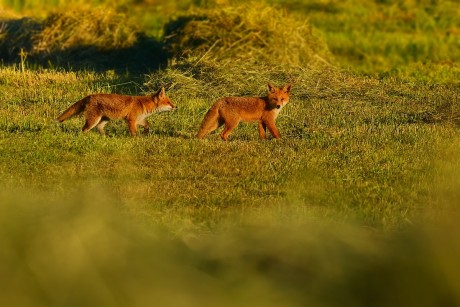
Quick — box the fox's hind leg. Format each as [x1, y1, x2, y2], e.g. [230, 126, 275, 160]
[220, 120, 240, 141]
[96, 118, 109, 135]
[82, 116, 102, 133]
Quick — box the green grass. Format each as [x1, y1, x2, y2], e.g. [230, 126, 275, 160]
[0, 66, 458, 230]
[269, 0, 460, 75]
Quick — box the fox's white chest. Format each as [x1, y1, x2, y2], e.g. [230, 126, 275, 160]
[136, 112, 154, 122]
[273, 107, 282, 118]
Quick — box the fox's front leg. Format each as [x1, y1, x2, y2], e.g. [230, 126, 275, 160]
[127, 119, 138, 137]
[258, 122, 267, 140]
[266, 121, 281, 139]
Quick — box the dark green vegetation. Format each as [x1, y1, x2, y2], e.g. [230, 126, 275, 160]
[1, 0, 460, 306]
[271, 0, 460, 79]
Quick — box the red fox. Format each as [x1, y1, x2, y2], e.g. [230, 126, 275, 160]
[197, 83, 291, 140]
[56, 87, 176, 136]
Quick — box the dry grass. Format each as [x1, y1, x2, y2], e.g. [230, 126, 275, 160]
[145, 57, 306, 100]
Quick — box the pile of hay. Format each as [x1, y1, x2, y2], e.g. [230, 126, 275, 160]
[147, 2, 334, 99]
[33, 5, 140, 55]
[0, 5, 140, 61]
[163, 2, 332, 68]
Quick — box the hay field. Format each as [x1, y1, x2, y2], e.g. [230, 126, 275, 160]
[1, 0, 460, 306]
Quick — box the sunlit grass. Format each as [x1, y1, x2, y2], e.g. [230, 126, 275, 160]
[269, 0, 460, 75]
[1, 66, 458, 229]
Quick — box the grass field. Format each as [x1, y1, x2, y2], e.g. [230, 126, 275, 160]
[1, 0, 460, 306]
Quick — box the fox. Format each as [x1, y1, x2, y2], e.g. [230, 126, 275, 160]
[197, 83, 292, 141]
[56, 87, 176, 136]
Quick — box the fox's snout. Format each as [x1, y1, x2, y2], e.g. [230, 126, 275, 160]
[276, 105, 281, 109]
[156, 96, 177, 112]
[158, 104, 176, 112]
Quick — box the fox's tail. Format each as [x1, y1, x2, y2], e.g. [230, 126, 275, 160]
[56, 97, 89, 122]
[196, 104, 221, 139]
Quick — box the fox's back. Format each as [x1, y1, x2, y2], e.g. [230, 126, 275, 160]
[216, 96, 270, 121]
[86, 94, 149, 118]
[88, 94, 137, 109]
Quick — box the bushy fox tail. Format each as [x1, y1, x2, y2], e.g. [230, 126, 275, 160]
[56, 97, 89, 122]
[196, 104, 222, 139]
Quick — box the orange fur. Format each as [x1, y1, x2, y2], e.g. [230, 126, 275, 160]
[197, 83, 291, 140]
[57, 87, 176, 136]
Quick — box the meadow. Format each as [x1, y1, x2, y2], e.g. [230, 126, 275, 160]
[1, 0, 460, 306]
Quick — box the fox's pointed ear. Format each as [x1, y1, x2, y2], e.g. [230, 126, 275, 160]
[155, 87, 165, 98]
[268, 83, 276, 93]
[283, 84, 292, 93]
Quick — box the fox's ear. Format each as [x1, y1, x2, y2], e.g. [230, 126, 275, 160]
[283, 84, 292, 93]
[267, 83, 276, 93]
[155, 87, 166, 98]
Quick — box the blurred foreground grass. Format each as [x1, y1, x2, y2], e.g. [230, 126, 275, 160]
[1, 180, 460, 306]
